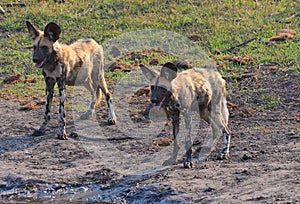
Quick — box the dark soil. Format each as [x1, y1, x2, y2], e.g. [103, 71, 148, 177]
[0, 65, 299, 203]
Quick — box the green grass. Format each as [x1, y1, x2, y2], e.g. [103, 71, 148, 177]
[260, 94, 281, 109]
[288, 127, 300, 135]
[0, 0, 299, 99]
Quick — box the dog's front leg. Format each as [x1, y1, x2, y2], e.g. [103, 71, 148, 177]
[163, 109, 180, 166]
[32, 77, 55, 136]
[57, 69, 67, 140]
[105, 92, 117, 125]
[183, 111, 193, 168]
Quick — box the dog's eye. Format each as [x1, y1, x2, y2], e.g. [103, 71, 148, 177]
[41, 46, 48, 51]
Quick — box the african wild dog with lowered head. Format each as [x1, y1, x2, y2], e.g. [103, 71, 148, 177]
[26, 21, 117, 140]
[140, 63, 230, 168]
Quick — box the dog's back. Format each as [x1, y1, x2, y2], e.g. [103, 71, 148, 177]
[60, 38, 103, 85]
[171, 68, 226, 114]
[194, 68, 228, 124]
[70, 38, 102, 59]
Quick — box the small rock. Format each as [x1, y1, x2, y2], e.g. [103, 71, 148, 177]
[19, 101, 38, 110]
[149, 58, 159, 65]
[135, 86, 150, 97]
[187, 33, 201, 41]
[3, 74, 21, 84]
[153, 138, 172, 146]
[242, 153, 252, 161]
[110, 45, 121, 58]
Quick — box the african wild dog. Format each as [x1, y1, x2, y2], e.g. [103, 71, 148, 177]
[141, 63, 230, 168]
[26, 21, 117, 140]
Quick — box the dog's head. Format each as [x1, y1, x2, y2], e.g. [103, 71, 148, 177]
[140, 62, 178, 108]
[26, 21, 61, 68]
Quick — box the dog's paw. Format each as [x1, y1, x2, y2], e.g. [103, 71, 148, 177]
[217, 152, 230, 160]
[183, 161, 194, 169]
[57, 133, 68, 140]
[32, 129, 44, 136]
[108, 118, 116, 125]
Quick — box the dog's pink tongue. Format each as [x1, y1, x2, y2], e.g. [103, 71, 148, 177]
[35, 62, 43, 68]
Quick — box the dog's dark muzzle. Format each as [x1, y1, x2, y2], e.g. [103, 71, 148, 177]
[151, 96, 166, 108]
[33, 55, 48, 68]
[151, 99, 159, 105]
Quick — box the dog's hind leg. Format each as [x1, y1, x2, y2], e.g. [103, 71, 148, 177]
[32, 77, 55, 136]
[220, 126, 231, 160]
[220, 100, 231, 159]
[183, 111, 193, 168]
[98, 75, 117, 125]
[80, 81, 97, 120]
[210, 111, 231, 160]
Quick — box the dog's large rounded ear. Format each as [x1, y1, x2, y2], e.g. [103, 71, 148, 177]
[161, 62, 178, 81]
[140, 64, 159, 81]
[44, 22, 61, 42]
[26, 21, 40, 40]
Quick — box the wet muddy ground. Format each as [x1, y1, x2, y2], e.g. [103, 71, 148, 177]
[0, 65, 299, 203]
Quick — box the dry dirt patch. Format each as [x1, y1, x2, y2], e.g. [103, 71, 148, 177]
[0, 65, 299, 203]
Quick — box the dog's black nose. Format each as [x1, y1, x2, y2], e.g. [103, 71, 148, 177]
[33, 56, 39, 63]
[151, 99, 158, 104]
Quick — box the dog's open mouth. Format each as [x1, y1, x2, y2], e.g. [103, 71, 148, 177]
[155, 96, 166, 109]
[35, 57, 47, 68]
[149, 97, 167, 122]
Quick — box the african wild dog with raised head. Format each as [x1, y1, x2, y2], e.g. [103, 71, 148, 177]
[26, 21, 117, 140]
[141, 63, 230, 168]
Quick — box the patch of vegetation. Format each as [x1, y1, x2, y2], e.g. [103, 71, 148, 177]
[288, 127, 300, 135]
[0, 0, 299, 101]
[260, 94, 281, 109]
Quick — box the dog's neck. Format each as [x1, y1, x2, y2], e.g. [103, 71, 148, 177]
[42, 41, 62, 73]
[42, 51, 59, 71]
[165, 95, 179, 111]
[41, 45, 65, 80]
